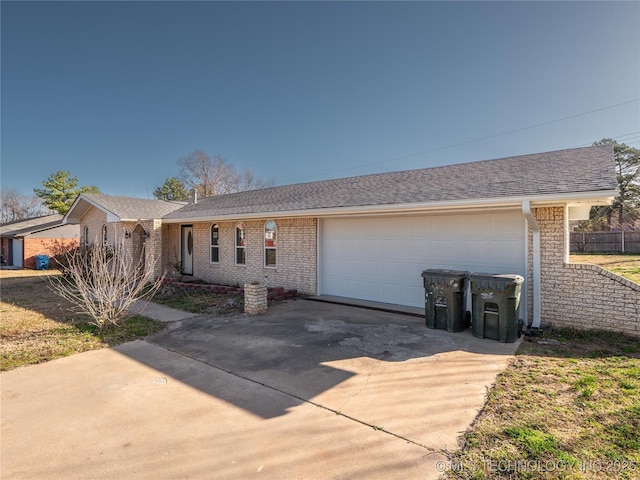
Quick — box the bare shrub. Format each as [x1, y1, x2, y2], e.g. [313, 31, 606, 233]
[48, 240, 164, 329]
[43, 238, 80, 269]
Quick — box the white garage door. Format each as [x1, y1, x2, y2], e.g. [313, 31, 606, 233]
[319, 212, 526, 308]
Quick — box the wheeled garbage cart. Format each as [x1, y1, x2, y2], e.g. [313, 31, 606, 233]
[421, 269, 469, 332]
[470, 273, 524, 343]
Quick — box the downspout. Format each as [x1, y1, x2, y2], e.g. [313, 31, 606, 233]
[522, 201, 541, 329]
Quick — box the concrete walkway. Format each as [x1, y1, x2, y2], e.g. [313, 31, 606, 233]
[128, 298, 199, 322]
[2, 300, 519, 479]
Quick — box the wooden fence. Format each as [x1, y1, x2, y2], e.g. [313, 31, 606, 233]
[570, 231, 640, 253]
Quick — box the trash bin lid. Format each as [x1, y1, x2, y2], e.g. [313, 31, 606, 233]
[470, 273, 524, 285]
[421, 269, 470, 279]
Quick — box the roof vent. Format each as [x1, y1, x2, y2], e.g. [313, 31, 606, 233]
[190, 189, 198, 204]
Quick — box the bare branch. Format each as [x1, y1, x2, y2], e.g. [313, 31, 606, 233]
[47, 239, 165, 329]
[1, 189, 51, 223]
[177, 150, 274, 198]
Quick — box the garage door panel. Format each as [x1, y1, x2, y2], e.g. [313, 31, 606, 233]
[431, 239, 460, 264]
[492, 214, 524, 235]
[490, 241, 523, 266]
[431, 216, 461, 237]
[320, 213, 526, 309]
[458, 240, 489, 264]
[382, 261, 408, 283]
[460, 215, 489, 235]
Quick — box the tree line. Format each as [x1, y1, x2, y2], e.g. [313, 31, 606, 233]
[1, 151, 273, 221]
[576, 139, 640, 231]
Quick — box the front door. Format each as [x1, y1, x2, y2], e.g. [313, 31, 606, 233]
[12, 239, 23, 268]
[181, 225, 194, 275]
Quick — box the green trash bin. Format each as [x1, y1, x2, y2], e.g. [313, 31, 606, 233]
[470, 273, 524, 343]
[421, 269, 469, 332]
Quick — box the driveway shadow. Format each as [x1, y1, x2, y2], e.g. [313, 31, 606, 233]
[123, 299, 518, 420]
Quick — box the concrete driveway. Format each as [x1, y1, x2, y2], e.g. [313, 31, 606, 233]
[2, 299, 518, 479]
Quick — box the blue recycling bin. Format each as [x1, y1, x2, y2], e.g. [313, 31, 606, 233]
[35, 255, 50, 270]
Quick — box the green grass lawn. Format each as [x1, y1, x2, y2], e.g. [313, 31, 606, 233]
[446, 328, 640, 479]
[152, 285, 244, 315]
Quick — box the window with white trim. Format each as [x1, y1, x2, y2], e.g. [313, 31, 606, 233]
[84, 225, 90, 247]
[264, 220, 276, 268]
[210, 224, 219, 263]
[102, 224, 108, 246]
[235, 224, 246, 265]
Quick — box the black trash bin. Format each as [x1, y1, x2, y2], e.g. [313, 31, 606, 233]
[470, 273, 524, 343]
[421, 269, 469, 332]
[35, 255, 49, 270]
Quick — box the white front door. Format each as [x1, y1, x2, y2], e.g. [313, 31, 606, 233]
[12, 239, 23, 268]
[181, 225, 194, 275]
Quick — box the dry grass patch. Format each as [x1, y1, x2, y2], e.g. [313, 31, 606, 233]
[152, 286, 244, 316]
[447, 329, 640, 479]
[1, 270, 164, 371]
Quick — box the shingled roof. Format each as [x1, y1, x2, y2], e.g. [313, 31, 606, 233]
[0, 214, 65, 238]
[164, 145, 617, 221]
[65, 194, 185, 224]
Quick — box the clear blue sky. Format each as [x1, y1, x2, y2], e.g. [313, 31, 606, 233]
[2, 1, 639, 198]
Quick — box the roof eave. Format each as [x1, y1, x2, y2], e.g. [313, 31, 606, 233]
[118, 218, 160, 222]
[63, 195, 121, 224]
[3, 223, 67, 238]
[162, 190, 617, 223]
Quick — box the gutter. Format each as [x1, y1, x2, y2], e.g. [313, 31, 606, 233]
[522, 200, 541, 329]
[162, 190, 616, 224]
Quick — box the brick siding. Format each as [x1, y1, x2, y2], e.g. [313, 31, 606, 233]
[80, 209, 163, 278]
[532, 206, 640, 336]
[22, 238, 79, 269]
[173, 217, 317, 294]
[162, 223, 181, 274]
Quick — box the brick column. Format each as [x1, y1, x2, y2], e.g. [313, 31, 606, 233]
[244, 283, 268, 315]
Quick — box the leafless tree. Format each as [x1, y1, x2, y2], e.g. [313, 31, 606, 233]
[178, 150, 275, 198]
[1, 189, 51, 223]
[48, 240, 164, 330]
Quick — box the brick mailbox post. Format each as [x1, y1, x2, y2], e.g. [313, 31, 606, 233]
[244, 282, 268, 315]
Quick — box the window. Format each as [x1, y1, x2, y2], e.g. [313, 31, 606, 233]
[235, 224, 246, 265]
[210, 224, 219, 263]
[102, 224, 108, 246]
[83, 225, 90, 247]
[264, 220, 276, 268]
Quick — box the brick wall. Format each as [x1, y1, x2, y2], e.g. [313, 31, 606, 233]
[174, 217, 317, 294]
[162, 223, 181, 274]
[81, 208, 108, 245]
[80, 209, 163, 278]
[533, 206, 640, 336]
[23, 238, 79, 269]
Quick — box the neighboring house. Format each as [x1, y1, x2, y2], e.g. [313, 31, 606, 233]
[63, 194, 185, 277]
[0, 214, 80, 268]
[65, 145, 640, 336]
